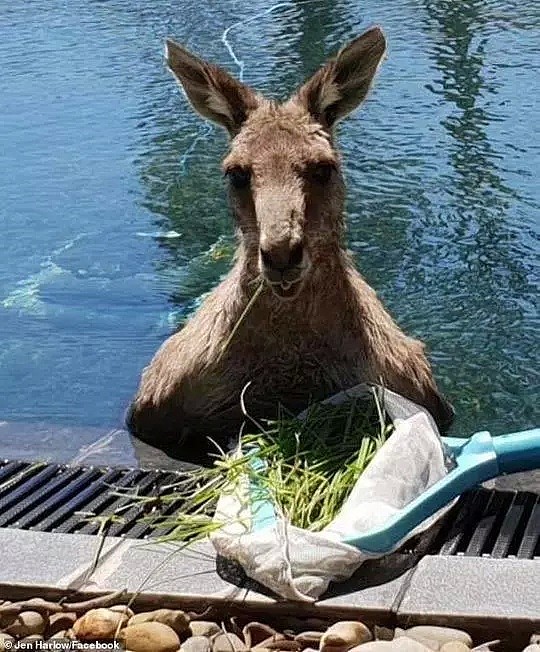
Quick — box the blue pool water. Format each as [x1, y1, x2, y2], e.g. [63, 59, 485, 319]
[0, 0, 538, 462]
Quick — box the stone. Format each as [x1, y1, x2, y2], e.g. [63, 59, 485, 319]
[244, 622, 279, 647]
[373, 627, 394, 642]
[296, 631, 324, 648]
[254, 635, 287, 649]
[182, 635, 212, 652]
[320, 621, 372, 651]
[49, 630, 67, 639]
[120, 622, 181, 652]
[189, 621, 223, 638]
[110, 604, 135, 619]
[129, 609, 190, 635]
[47, 612, 77, 637]
[396, 628, 472, 649]
[212, 632, 248, 652]
[73, 607, 129, 640]
[263, 641, 301, 651]
[388, 640, 433, 652]
[398, 634, 440, 650]
[5, 610, 46, 637]
[348, 644, 395, 651]
[440, 644, 471, 652]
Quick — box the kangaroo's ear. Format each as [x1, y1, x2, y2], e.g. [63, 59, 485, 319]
[165, 39, 259, 135]
[293, 26, 386, 129]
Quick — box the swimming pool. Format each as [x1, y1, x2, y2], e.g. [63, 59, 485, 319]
[1, 0, 538, 464]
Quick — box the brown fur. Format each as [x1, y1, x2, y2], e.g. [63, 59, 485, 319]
[127, 27, 454, 451]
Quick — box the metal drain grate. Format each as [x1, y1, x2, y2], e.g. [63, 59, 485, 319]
[0, 459, 539, 557]
[0, 460, 186, 539]
[430, 486, 540, 559]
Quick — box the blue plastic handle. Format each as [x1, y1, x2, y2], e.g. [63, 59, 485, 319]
[492, 428, 540, 474]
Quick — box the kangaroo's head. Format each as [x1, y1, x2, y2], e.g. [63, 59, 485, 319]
[166, 27, 386, 300]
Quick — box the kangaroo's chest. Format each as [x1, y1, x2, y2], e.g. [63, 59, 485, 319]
[234, 313, 366, 399]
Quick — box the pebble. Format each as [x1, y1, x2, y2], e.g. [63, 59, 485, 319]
[348, 643, 395, 651]
[5, 610, 47, 637]
[110, 604, 135, 619]
[120, 621, 181, 652]
[388, 639, 433, 651]
[47, 612, 77, 637]
[244, 621, 280, 647]
[0, 591, 538, 652]
[49, 630, 67, 639]
[190, 621, 224, 638]
[320, 621, 372, 651]
[264, 641, 301, 651]
[349, 642, 430, 652]
[129, 608, 191, 636]
[395, 632, 440, 650]
[182, 634, 212, 652]
[374, 627, 394, 642]
[395, 627, 472, 648]
[212, 632, 248, 652]
[73, 607, 129, 640]
[296, 631, 324, 647]
[440, 644, 471, 652]
[255, 634, 287, 649]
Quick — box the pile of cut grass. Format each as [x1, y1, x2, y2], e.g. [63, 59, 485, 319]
[130, 393, 393, 542]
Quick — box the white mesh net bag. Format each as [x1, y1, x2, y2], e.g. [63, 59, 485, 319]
[211, 384, 454, 602]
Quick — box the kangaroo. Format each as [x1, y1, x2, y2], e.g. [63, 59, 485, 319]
[127, 27, 454, 454]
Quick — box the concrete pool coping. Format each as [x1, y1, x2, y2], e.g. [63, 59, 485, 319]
[0, 527, 538, 645]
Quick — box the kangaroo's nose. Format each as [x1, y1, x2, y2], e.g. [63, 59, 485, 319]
[260, 241, 304, 273]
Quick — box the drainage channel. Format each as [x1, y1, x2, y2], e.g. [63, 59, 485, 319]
[0, 459, 539, 557]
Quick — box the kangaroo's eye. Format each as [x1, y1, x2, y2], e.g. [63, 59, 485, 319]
[227, 167, 251, 190]
[308, 163, 336, 185]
